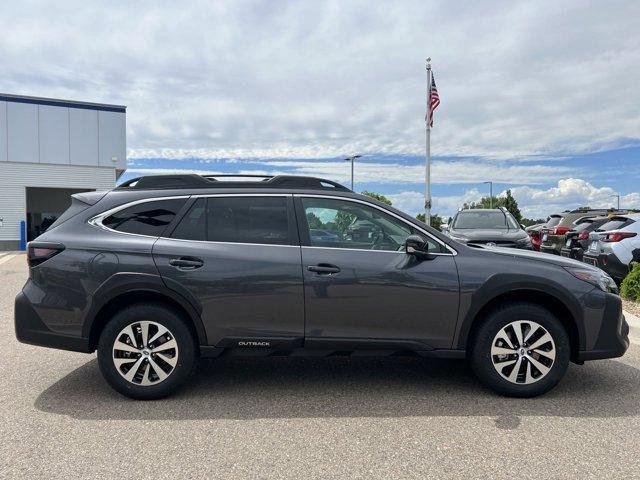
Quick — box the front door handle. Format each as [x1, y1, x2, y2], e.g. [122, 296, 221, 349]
[169, 257, 204, 269]
[307, 264, 341, 275]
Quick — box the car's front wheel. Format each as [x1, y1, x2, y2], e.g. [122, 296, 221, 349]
[470, 302, 570, 397]
[97, 303, 197, 400]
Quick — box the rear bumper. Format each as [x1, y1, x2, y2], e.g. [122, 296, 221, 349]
[14, 291, 91, 353]
[540, 244, 561, 255]
[577, 294, 629, 361]
[560, 246, 584, 260]
[582, 251, 629, 281]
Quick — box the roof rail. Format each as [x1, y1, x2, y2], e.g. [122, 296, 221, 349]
[116, 174, 351, 191]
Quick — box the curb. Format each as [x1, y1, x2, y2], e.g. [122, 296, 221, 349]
[623, 310, 640, 345]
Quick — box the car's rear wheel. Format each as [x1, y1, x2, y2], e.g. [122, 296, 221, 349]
[97, 303, 197, 400]
[470, 302, 570, 397]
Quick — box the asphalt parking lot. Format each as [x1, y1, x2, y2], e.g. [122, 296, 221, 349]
[1, 253, 639, 479]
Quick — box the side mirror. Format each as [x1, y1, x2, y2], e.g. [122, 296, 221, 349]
[441, 224, 449, 232]
[520, 224, 526, 230]
[405, 234, 434, 260]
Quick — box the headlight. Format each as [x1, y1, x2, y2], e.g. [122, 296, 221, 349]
[448, 232, 468, 243]
[564, 267, 618, 293]
[516, 236, 532, 245]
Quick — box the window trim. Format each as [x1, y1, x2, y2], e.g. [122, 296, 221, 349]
[89, 193, 457, 255]
[295, 194, 456, 256]
[89, 193, 298, 246]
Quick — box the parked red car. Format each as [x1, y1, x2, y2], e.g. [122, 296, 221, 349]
[525, 222, 547, 251]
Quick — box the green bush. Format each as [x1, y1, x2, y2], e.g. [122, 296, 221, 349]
[621, 262, 640, 301]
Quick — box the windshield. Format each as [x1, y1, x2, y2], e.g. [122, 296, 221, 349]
[453, 210, 519, 229]
[597, 218, 633, 231]
[573, 220, 594, 232]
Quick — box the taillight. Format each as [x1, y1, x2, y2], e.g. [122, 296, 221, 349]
[602, 232, 637, 243]
[554, 226, 570, 235]
[578, 231, 589, 240]
[27, 243, 65, 267]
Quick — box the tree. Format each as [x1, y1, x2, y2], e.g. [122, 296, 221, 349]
[416, 213, 444, 231]
[521, 217, 546, 227]
[306, 212, 323, 229]
[462, 189, 523, 224]
[502, 190, 522, 224]
[361, 190, 392, 205]
[333, 210, 356, 235]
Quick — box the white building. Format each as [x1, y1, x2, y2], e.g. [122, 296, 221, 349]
[0, 94, 126, 250]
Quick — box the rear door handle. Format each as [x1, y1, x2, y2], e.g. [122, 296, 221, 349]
[307, 264, 341, 275]
[169, 257, 204, 269]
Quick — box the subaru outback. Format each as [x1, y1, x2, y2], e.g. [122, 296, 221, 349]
[15, 175, 629, 399]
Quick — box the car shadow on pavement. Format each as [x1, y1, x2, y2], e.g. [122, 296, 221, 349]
[35, 356, 640, 423]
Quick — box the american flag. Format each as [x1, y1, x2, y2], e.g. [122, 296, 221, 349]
[426, 73, 440, 127]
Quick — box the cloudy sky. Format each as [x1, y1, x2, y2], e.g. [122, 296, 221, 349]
[2, 0, 639, 218]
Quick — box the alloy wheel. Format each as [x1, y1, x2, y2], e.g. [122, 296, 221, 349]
[112, 320, 179, 386]
[490, 320, 556, 385]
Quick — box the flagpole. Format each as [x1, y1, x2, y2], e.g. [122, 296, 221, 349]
[425, 58, 432, 226]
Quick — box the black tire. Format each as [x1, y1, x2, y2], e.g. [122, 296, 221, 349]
[97, 303, 198, 400]
[469, 302, 570, 398]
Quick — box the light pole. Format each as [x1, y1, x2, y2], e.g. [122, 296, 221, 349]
[344, 155, 361, 190]
[483, 181, 493, 208]
[611, 194, 620, 210]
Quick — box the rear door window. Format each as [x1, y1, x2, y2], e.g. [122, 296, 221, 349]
[170, 198, 207, 241]
[171, 196, 292, 245]
[102, 198, 186, 236]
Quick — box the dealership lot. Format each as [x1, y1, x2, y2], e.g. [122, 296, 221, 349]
[1, 253, 639, 479]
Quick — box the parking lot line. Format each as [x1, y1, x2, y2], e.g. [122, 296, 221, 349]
[0, 253, 19, 265]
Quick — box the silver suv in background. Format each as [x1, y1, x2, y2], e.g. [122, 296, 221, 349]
[583, 213, 640, 283]
[444, 208, 532, 249]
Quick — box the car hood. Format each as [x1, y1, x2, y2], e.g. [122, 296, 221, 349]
[475, 244, 600, 270]
[450, 229, 528, 242]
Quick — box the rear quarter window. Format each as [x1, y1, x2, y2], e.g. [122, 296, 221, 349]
[102, 198, 186, 236]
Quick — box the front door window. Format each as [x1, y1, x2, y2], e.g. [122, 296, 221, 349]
[301, 197, 442, 252]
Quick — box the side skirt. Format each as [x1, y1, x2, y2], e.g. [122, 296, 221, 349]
[199, 336, 465, 359]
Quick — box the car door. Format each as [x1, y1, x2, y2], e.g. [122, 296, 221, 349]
[153, 194, 305, 348]
[295, 195, 460, 351]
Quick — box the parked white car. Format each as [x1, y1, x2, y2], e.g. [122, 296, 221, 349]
[583, 213, 640, 282]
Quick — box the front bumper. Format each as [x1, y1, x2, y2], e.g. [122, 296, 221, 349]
[14, 291, 91, 353]
[582, 251, 629, 282]
[577, 293, 629, 361]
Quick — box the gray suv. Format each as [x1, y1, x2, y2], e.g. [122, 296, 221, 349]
[444, 208, 532, 249]
[15, 175, 629, 399]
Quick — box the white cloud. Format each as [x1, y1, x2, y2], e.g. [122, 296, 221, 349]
[127, 159, 579, 185]
[388, 189, 484, 218]
[1, 1, 639, 160]
[387, 179, 640, 219]
[508, 178, 640, 218]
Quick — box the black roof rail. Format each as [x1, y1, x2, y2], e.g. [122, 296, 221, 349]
[116, 174, 351, 192]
